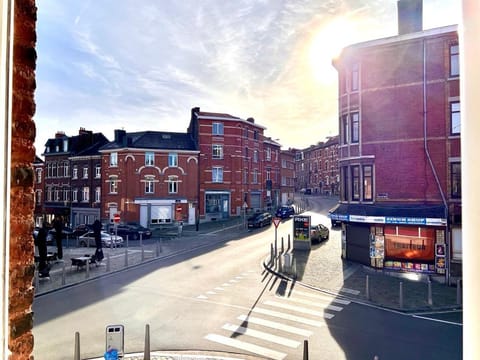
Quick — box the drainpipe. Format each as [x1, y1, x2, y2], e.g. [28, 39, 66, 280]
[423, 40, 450, 285]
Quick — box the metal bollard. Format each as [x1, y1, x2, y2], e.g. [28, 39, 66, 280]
[62, 261, 66, 285]
[74, 331, 81, 360]
[86, 259, 90, 279]
[457, 279, 462, 305]
[125, 245, 129, 267]
[270, 243, 274, 265]
[366, 275, 370, 301]
[303, 340, 309, 360]
[274, 240, 277, 259]
[399, 281, 404, 308]
[281, 237, 284, 254]
[142, 244, 145, 261]
[288, 236, 291, 251]
[144, 324, 151, 360]
[106, 252, 110, 272]
[427, 280, 433, 305]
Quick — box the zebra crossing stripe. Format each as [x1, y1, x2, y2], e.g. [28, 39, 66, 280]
[292, 290, 352, 305]
[279, 296, 344, 312]
[340, 288, 360, 295]
[222, 323, 300, 348]
[205, 333, 286, 360]
[197, 295, 208, 299]
[237, 315, 314, 337]
[252, 307, 325, 327]
[264, 301, 335, 319]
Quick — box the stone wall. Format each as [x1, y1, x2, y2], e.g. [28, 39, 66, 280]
[9, 0, 37, 358]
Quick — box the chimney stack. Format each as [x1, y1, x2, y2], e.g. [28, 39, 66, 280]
[397, 0, 423, 35]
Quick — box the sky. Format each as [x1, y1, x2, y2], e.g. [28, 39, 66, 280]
[34, 0, 461, 154]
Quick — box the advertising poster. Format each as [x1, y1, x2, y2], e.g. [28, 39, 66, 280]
[293, 215, 311, 250]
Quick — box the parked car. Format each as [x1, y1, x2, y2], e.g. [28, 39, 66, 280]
[275, 205, 295, 219]
[125, 222, 153, 239]
[72, 224, 94, 238]
[248, 212, 273, 228]
[78, 231, 124, 248]
[310, 223, 329, 243]
[109, 224, 152, 240]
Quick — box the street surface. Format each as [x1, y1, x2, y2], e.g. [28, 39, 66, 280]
[32, 196, 462, 359]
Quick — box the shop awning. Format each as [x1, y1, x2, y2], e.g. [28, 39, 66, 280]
[329, 203, 447, 226]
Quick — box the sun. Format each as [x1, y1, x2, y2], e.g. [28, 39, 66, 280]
[309, 17, 357, 84]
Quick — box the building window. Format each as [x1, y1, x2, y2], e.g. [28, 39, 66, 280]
[54, 189, 60, 201]
[351, 165, 360, 201]
[351, 112, 359, 143]
[212, 122, 224, 135]
[253, 169, 258, 184]
[253, 150, 258, 163]
[82, 187, 89, 202]
[63, 162, 69, 177]
[253, 130, 258, 140]
[450, 101, 460, 135]
[168, 175, 178, 193]
[245, 147, 248, 158]
[342, 115, 348, 144]
[63, 189, 69, 202]
[243, 169, 248, 184]
[95, 164, 101, 178]
[450, 44, 459, 77]
[36, 169, 42, 183]
[266, 169, 271, 181]
[212, 144, 223, 159]
[145, 152, 154, 166]
[110, 152, 118, 167]
[72, 166, 78, 179]
[351, 63, 359, 91]
[363, 165, 373, 201]
[52, 162, 57, 178]
[145, 177, 155, 194]
[109, 176, 118, 194]
[266, 147, 271, 161]
[35, 190, 41, 205]
[451, 162, 461, 198]
[83, 167, 88, 179]
[341, 167, 348, 201]
[212, 167, 223, 183]
[95, 187, 101, 203]
[72, 188, 77, 202]
[168, 153, 178, 167]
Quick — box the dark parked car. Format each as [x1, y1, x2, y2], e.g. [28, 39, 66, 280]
[72, 224, 94, 238]
[248, 212, 273, 228]
[110, 224, 151, 240]
[275, 205, 295, 219]
[310, 223, 329, 243]
[125, 222, 153, 239]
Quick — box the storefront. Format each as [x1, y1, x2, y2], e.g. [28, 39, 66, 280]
[331, 203, 448, 275]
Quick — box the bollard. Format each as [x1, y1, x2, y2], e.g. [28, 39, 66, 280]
[62, 261, 66, 285]
[278, 255, 283, 272]
[270, 243, 274, 266]
[399, 282, 404, 308]
[142, 244, 145, 261]
[366, 275, 370, 301]
[106, 252, 111, 272]
[74, 331, 81, 360]
[281, 237, 284, 254]
[288, 236, 291, 251]
[125, 245, 129, 267]
[86, 259, 90, 279]
[144, 324, 151, 360]
[427, 280, 433, 305]
[457, 279, 462, 305]
[303, 340, 309, 360]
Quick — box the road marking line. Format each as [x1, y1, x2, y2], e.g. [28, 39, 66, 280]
[264, 301, 335, 319]
[222, 283, 231, 287]
[235, 276, 243, 280]
[292, 290, 351, 305]
[237, 315, 314, 337]
[339, 288, 360, 295]
[205, 334, 286, 360]
[229, 279, 239, 283]
[252, 307, 325, 327]
[206, 291, 216, 295]
[197, 295, 208, 299]
[412, 315, 463, 326]
[222, 323, 300, 348]
[214, 287, 224, 291]
[277, 296, 344, 312]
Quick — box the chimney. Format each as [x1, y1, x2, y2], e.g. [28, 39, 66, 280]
[55, 131, 65, 138]
[246, 117, 255, 123]
[114, 129, 127, 146]
[78, 127, 92, 136]
[397, 0, 423, 35]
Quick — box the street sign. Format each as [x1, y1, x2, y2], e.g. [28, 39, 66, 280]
[273, 217, 281, 228]
[113, 213, 120, 223]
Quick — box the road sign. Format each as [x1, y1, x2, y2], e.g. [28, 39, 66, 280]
[113, 213, 120, 223]
[273, 217, 281, 228]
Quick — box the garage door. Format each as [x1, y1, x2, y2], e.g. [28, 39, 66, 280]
[346, 223, 370, 266]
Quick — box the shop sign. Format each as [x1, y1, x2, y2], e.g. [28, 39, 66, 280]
[349, 215, 385, 224]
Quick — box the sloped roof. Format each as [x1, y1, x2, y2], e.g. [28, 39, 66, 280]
[100, 131, 197, 151]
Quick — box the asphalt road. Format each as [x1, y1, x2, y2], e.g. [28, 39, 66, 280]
[32, 197, 461, 360]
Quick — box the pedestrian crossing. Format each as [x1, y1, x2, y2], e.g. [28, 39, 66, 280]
[202, 274, 353, 360]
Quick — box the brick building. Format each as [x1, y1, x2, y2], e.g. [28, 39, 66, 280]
[330, 1, 461, 280]
[188, 107, 271, 220]
[33, 155, 45, 226]
[279, 149, 296, 204]
[99, 129, 199, 227]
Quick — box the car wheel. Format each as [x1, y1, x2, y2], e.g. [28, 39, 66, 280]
[79, 240, 87, 247]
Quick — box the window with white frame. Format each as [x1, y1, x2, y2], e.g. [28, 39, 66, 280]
[351, 112, 359, 143]
[83, 167, 88, 179]
[64, 161, 69, 177]
[35, 190, 42, 205]
[351, 165, 360, 201]
[36, 168, 42, 183]
[145, 152, 154, 166]
[351, 63, 359, 91]
[253, 169, 259, 184]
[168, 153, 178, 167]
[95, 187, 101, 202]
[72, 166, 78, 179]
[282, 159, 286, 168]
[450, 101, 460, 135]
[266, 147, 271, 161]
[342, 115, 349, 144]
[168, 175, 178, 193]
[54, 189, 60, 202]
[63, 189, 69, 202]
[450, 44, 459, 77]
[72, 188, 78, 202]
[110, 152, 118, 167]
[212, 167, 223, 183]
[253, 150, 258, 163]
[95, 164, 101, 178]
[212, 144, 223, 159]
[109, 176, 118, 194]
[212, 122, 224, 135]
[145, 176, 155, 194]
[82, 187, 89, 202]
[363, 165, 373, 201]
[243, 169, 248, 184]
[52, 162, 57, 178]
[451, 162, 461, 198]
